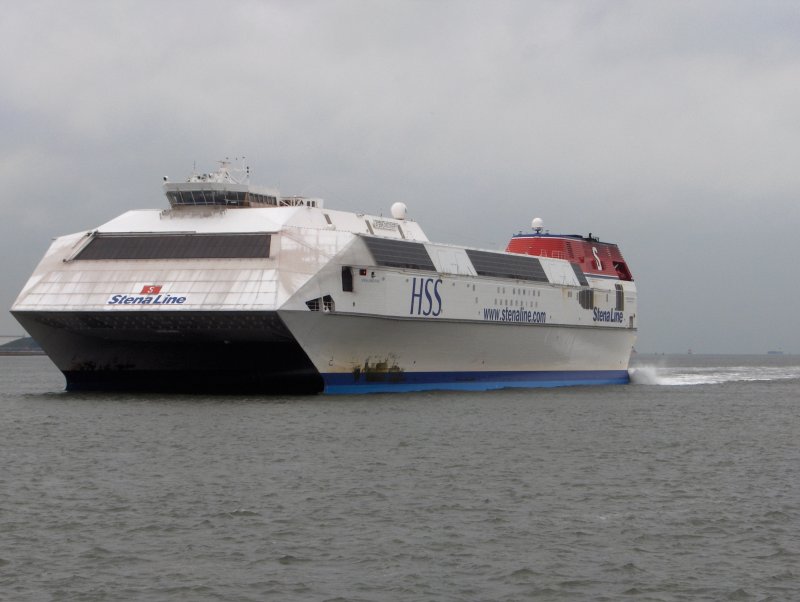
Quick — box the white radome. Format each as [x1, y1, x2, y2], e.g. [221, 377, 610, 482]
[391, 202, 407, 220]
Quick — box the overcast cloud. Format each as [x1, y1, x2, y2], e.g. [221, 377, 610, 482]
[2, 0, 799, 353]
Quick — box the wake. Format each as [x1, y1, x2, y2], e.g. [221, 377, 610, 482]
[628, 365, 800, 386]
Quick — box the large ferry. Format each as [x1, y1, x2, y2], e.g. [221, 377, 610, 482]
[11, 160, 637, 394]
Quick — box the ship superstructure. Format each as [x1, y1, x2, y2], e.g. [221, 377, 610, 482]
[11, 162, 637, 394]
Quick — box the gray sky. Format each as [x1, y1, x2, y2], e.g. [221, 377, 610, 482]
[2, 0, 799, 353]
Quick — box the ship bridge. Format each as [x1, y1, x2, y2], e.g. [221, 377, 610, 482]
[163, 159, 322, 209]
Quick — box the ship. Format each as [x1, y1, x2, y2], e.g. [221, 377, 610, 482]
[11, 160, 637, 394]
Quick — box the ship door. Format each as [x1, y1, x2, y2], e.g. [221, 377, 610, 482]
[341, 266, 353, 292]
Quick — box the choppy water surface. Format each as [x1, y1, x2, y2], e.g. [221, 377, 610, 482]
[1, 354, 798, 601]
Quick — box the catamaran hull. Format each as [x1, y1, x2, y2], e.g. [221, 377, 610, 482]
[12, 309, 634, 394]
[11, 310, 322, 394]
[276, 310, 633, 393]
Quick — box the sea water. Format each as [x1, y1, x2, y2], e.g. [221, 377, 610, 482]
[1, 354, 798, 601]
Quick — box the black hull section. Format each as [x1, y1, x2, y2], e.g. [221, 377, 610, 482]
[12, 311, 323, 394]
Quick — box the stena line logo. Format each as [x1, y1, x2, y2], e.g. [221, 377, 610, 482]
[593, 307, 623, 323]
[107, 284, 187, 306]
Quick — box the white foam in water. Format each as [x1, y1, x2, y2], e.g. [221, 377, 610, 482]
[629, 364, 800, 386]
[628, 365, 667, 385]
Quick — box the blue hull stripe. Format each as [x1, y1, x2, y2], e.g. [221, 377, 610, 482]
[322, 369, 630, 394]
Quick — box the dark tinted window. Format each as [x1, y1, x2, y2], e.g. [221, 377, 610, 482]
[578, 289, 594, 310]
[466, 250, 548, 282]
[362, 237, 435, 270]
[75, 233, 271, 260]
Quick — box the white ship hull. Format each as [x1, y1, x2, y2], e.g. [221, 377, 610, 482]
[281, 311, 634, 393]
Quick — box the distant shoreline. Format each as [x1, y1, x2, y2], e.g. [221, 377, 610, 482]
[0, 336, 45, 356]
